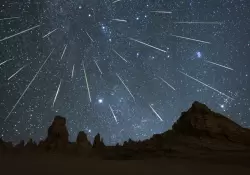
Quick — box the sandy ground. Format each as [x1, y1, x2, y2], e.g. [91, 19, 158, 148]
[1, 154, 250, 175]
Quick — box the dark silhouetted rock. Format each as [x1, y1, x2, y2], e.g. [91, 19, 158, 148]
[172, 101, 250, 145]
[77, 131, 91, 149]
[93, 133, 105, 149]
[15, 140, 25, 149]
[25, 139, 37, 151]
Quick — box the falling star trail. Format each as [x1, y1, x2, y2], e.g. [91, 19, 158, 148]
[0, 25, 40, 42]
[94, 60, 103, 74]
[0, 59, 12, 67]
[109, 104, 118, 123]
[179, 71, 234, 100]
[116, 73, 135, 101]
[170, 34, 211, 44]
[60, 44, 68, 60]
[0, 17, 20, 21]
[113, 0, 121, 3]
[42, 28, 58, 38]
[52, 79, 62, 108]
[112, 19, 127, 23]
[71, 64, 75, 79]
[149, 104, 163, 121]
[150, 11, 172, 14]
[85, 31, 94, 42]
[8, 64, 28, 80]
[205, 60, 234, 71]
[174, 21, 223, 25]
[129, 37, 167, 53]
[159, 77, 176, 91]
[83, 61, 92, 103]
[4, 49, 54, 121]
[112, 49, 128, 63]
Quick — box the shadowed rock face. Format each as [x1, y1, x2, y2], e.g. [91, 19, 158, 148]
[77, 131, 91, 149]
[172, 101, 250, 145]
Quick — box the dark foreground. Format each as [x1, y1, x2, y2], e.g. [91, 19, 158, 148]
[1, 154, 250, 175]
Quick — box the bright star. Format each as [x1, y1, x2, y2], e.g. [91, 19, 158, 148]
[197, 51, 202, 58]
[98, 99, 103, 104]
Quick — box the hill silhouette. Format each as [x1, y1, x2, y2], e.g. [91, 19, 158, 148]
[1, 101, 250, 174]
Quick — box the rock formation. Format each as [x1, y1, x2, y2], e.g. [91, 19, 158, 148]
[93, 133, 105, 149]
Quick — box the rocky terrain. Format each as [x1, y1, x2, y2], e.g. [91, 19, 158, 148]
[1, 101, 250, 174]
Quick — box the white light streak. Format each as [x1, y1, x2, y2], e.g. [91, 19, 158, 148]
[83, 61, 92, 103]
[116, 73, 135, 101]
[112, 49, 128, 63]
[42, 28, 58, 38]
[94, 60, 103, 74]
[113, 0, 121, 3]
[8, 64, 28, 80]
[109, 104, 118, 123]
[150, 11, 172, 14]
[205, 60, 234, 71]
[60, 44, 68, 60]
[112, 19, 127, 23]
[71, 64, 75, 79]
[129, 37, 167, 53]
[179, 70, 234, 100]
[5, 48, 54, 121]
[149, 104, 164, 121]
[174, 21, 223, 25]
[85, 31, 94, 42]
[159, 77, 176, 91]
[0, 25, 40, 42]
[52, 79, 62, 108]
[170, 34, 211, 44]
[0, 17, 20, 21]
[0, 59, 12, 66]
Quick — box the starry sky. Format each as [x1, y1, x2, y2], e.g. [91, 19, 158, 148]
[0, 0, 250, 145]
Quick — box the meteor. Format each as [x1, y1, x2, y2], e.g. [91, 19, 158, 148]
[205, 60, 234, 71]
[52, 79, 62, 108]
[149, 104, 164, 121]
[159, 77, 176, 91]
[0, 17, 20, 21]
[0, 59, 12, 67]
[83, 61, 92, 103]
[42, 28, 58, 38]
[112, 19, 127, 23]
[179, 70, 234, 100]
[8, 64, 28, 80]
[4, 48, 54, 121]
[113, 0, 121, 3]
[116, 73, 135, 101]
[150, 11, 172, 14]
[71, 64, 75, 79]
[109, 104, 118, 123]
[129, 37, 167, 53]
[174, 21, 223, 25]
[94, 60, 103, 74]
[112, 49, 128, 63]
[170, 34, 211, 44]
[85, 31, 94, 42]
[60, 44, 68, 60]
[0, 25, 40, 42]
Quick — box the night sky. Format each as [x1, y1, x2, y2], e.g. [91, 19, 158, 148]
[0, 0, 249, 145]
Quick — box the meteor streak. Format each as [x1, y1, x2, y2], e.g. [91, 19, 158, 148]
[112, 19, 127, 23]
[205, 60, 234, 71]
[94, 60, 103, 74]
[174, 21, 223, 25]
[170, 34, 211, 44]
[150, 11, 172, 14]
[71, 64, 75, 79]
[52, 79, 62, 108]
[159, 77, 176, 91]
[112, 49, 128, 63]
[83, 61, 92, 103]
[86, 31, 94, 42]
[8, 64, 28, 80]
[0, 59, 12, 67]
[0, 25, 40, 42]
[4, 48, 54, 121]
[0, 17, 20, 21]
[42, 28, 58, 38]
[129, 37, 167, 53]
[179, 70, 234, 100]
[116, 73, 135, 101]
[149, 104, 164, 121]
[113, 0, 121, 3]
[109, 104, 118, 123]
[60, 44, 68, 60]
